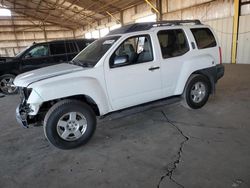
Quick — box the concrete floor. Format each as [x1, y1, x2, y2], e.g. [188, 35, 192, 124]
[0, 64, 250, 188]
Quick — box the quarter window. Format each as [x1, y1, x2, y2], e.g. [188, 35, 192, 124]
[110, 35, 153, 68]
[191, 28, 216, 49]
[157, 29, 189, 59]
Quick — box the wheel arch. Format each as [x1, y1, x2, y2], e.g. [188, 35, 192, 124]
[191, 69, 215, 94]
[28, 76, 111, 116]
[40, 94, 101, 117]
[178, 67, 216, 96]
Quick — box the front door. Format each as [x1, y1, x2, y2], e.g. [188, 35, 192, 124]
[105, 35, 162, 110]
[21, 44, 51, 73]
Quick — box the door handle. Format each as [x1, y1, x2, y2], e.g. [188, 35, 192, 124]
[148, 66, 160, 71]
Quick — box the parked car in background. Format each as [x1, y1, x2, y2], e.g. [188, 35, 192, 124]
[0, 38, 94, 94]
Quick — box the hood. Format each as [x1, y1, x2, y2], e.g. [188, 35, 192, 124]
[14, 63, 83, 87]
[0, 57, 15, 63]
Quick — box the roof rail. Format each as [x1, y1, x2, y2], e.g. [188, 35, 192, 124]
[107, 20, 202, 35]
[153, 20, 202, 27]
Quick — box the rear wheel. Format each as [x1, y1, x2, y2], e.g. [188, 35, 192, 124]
[44, 99, 96, 149]
[0, 74, 18, 95]
[182, 74, 210, 109]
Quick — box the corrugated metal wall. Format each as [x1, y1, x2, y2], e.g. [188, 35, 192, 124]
[204, 17, 233, 64]
[237, 15, 250, 64]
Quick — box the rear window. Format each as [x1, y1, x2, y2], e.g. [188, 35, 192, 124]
[191, 28, 216, 49]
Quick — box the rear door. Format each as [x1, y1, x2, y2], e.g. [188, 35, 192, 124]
[157, 28, 190, 96]
[49, 41, 68, 64]
[20, 43, 51, 72]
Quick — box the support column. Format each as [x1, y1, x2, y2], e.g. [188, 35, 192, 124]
[120, 11, 124, 26]
[231, 0, 240, 64]
[156, 0, 162, 21]
[42, 22, 48, 41]
[72, 30, 76, 39]
[11, 16, 19, 55]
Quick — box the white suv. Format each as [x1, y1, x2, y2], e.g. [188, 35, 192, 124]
[14, 20, 224, 149]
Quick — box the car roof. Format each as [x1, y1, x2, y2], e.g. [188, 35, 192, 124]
[33, 38, 95, 46]
[108, 20, 202, 35]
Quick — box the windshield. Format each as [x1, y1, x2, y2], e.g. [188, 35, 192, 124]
[15, 46, 31, 57]
[71, 36, 120, 67]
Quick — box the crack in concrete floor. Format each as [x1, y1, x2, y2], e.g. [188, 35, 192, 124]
[157, 111, 189, 188]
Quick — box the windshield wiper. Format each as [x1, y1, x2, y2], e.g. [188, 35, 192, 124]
[70, 59, 92, 68]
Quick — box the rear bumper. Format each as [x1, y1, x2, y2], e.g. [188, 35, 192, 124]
[216, 64, 224, 81]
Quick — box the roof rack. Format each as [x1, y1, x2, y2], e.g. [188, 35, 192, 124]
[107, 20, 202, 35]
[153, 19, 202, 26]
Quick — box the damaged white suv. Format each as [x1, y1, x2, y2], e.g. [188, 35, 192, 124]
[14, 20, 224, 149]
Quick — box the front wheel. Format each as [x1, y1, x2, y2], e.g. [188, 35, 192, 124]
[44, 99, 96, 149]
[0, 74, 18, 95]
[182, 74, 210, 109]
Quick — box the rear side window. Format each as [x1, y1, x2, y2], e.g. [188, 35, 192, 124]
[66, 42, 77, 53]
[157, 29, 189, 59]
[50, 42, 66, 55]
[191, 28, 216, 49]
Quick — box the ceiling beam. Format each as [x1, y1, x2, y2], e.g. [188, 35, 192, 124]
[3, 0, 84, 28]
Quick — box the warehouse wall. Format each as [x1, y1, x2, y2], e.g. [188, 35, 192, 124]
[82, 0, 234, 34]
[237, 14, 250, 64]
[0, 13, 75, 57]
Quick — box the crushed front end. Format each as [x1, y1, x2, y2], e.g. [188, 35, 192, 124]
[16, 88, 33, 128]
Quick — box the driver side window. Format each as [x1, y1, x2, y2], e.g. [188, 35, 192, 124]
[110, 35, 153, 68]
[25, 45, 49, 58]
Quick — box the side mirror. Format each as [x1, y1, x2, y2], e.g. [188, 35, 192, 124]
[24, 53, 32, 59]
[113, 55, 128, 66]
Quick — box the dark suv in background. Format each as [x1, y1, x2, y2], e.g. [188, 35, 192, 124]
[0, 38, 94, 94]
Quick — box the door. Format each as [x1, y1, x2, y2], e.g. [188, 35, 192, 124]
[157, 29, 190, 96]
[49, 42, 69, 64]
[21, 44, 51, 73]
[105, 35, 162, 110]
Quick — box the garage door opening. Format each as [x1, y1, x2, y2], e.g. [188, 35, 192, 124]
[0, 8, 11, 16]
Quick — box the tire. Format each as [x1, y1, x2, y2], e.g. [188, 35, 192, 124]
[182, 74, 210, 109]
[44, 99, 96, 149]
[0, 74, 18, 95]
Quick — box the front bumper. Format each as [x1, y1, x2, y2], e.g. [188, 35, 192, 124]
[16, 87, 32, 128]
[16, 104, 29, 128]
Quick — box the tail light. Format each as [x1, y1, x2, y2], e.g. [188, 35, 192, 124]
[219, 47, 222, 64]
